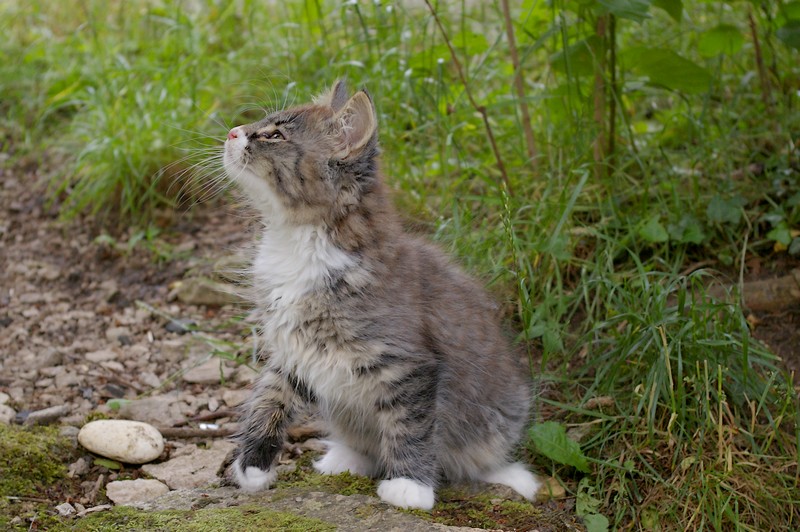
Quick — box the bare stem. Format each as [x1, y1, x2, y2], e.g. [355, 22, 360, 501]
[500, 0, 538, 172]
[423, 0, 513, 195]
[592, 15, 608, 180]
[748, 9, 772, 110]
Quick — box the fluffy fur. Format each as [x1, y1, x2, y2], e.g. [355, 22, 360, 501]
[223, 80, 539, 510]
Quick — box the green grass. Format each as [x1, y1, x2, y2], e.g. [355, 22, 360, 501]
[1, 0, 799, 530]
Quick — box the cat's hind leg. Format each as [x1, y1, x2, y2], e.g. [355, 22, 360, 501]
[313, 440, 376, 477]
[480, 462, 542, 500]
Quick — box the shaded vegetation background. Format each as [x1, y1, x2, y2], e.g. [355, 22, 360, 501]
[1, 0, 799, 530]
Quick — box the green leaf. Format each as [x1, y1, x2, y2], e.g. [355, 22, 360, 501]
[626, 48, 712, 94]
[777, 20, 800, 50]
[106, 399, 132, 411]
[529, 421, 590, 472]
[549, 36, 602, 77]
[94, 458, 122, 470]
[706, 195, 743, 225]
[767, 223, 793, 246]
[668, 214, 706, 244]
[698, 25, 744, 57]
[789, 237, 800, 255]
[652, 0, 682, 21]
[597, 0, 653, 23]
[639, 215, 669, 243]
[583, 513, 610, 532]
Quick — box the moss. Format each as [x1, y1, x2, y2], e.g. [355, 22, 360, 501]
[275, 453, 376, 497]
[53, 505, 335, 531]
[0, 424, 78, 530]
[0, 424, 72, 496]
[416, 488, 581, 530]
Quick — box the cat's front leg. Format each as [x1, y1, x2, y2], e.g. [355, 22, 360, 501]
[232, 369, 297, 492]
[375, 364, 439, 511]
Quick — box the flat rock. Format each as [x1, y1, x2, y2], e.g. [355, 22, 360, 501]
[174, 277, 242, 307]
[135, 486, 481, 531]
[141, 440, 235, 489]
[118, 395, 186, 426]
[183, 358, 234, 384]
[24, 404, 71, 425]
[78, 420, 164, 464]
[106, 479, 170, 505]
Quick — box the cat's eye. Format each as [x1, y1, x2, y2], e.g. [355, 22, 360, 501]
[267, 131, 284, 140]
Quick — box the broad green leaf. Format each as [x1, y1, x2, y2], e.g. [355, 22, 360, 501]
[549, 36, 602, 77]
[597, 0, 653, 23]
[777, 1, 800, 25]
[639, 215, 669, 243]
[706, 195, 743, 225]
[698, 25, 744, 57]
[652, 0, 682, 21]
[777, 20, 800, 50]
[668, 214, 706, 244]
[583, 514, 610, 532]
[529, 421, 590, 472]
[626, 47, 712, 94]
[767, 224, 793, 246]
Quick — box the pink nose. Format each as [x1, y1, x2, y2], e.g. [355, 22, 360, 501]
[227, 128, 239, 140]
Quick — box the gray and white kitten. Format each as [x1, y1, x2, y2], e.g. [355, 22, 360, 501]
[223, 80, 540, 510]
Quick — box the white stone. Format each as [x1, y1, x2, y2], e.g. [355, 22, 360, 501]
[78, 420, 164, 464]
[105, 479, 170, 505]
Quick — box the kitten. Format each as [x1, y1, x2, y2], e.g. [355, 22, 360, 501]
[223, 80, 541, 510]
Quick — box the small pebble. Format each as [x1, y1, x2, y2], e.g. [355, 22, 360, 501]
[55, 502, 76, 517]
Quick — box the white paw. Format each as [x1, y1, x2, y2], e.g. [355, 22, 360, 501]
[480, 462, 541, 500]
[377, 477, 435, 510]
[233, 457, 277, 492]
[313, 441, 374, 477]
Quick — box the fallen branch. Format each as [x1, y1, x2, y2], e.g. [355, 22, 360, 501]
[708, 269, 800, 312]
[158, 427, 236, 439]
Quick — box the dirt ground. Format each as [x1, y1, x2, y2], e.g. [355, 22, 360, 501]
[1, 150, 798, 529]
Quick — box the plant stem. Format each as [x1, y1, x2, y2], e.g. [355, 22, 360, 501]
[748, 9, 772, 110]
[592, 14, 608, 180]
[500, 0, 538, 172]
[423, 0, 513, 195]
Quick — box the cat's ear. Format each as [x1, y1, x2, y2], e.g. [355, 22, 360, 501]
[315, 79, 349, 112]
[332, 90, 377, 160]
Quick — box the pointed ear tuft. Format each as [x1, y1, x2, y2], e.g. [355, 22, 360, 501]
[314, 79, 349, 112]
[332, 90, 377, 160]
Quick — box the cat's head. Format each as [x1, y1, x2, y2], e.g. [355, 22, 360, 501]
[223, 80, 379, 225]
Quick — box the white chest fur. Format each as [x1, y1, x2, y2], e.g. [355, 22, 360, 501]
[253, 224, 364, 402]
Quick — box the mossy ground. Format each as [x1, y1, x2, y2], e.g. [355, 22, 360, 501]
[0, 424, 78, 530]
[273, 451, 377, 497]
[0, 427, 574, 531]
[54, 505, 335, 532]
[276, 452, 579, 530]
